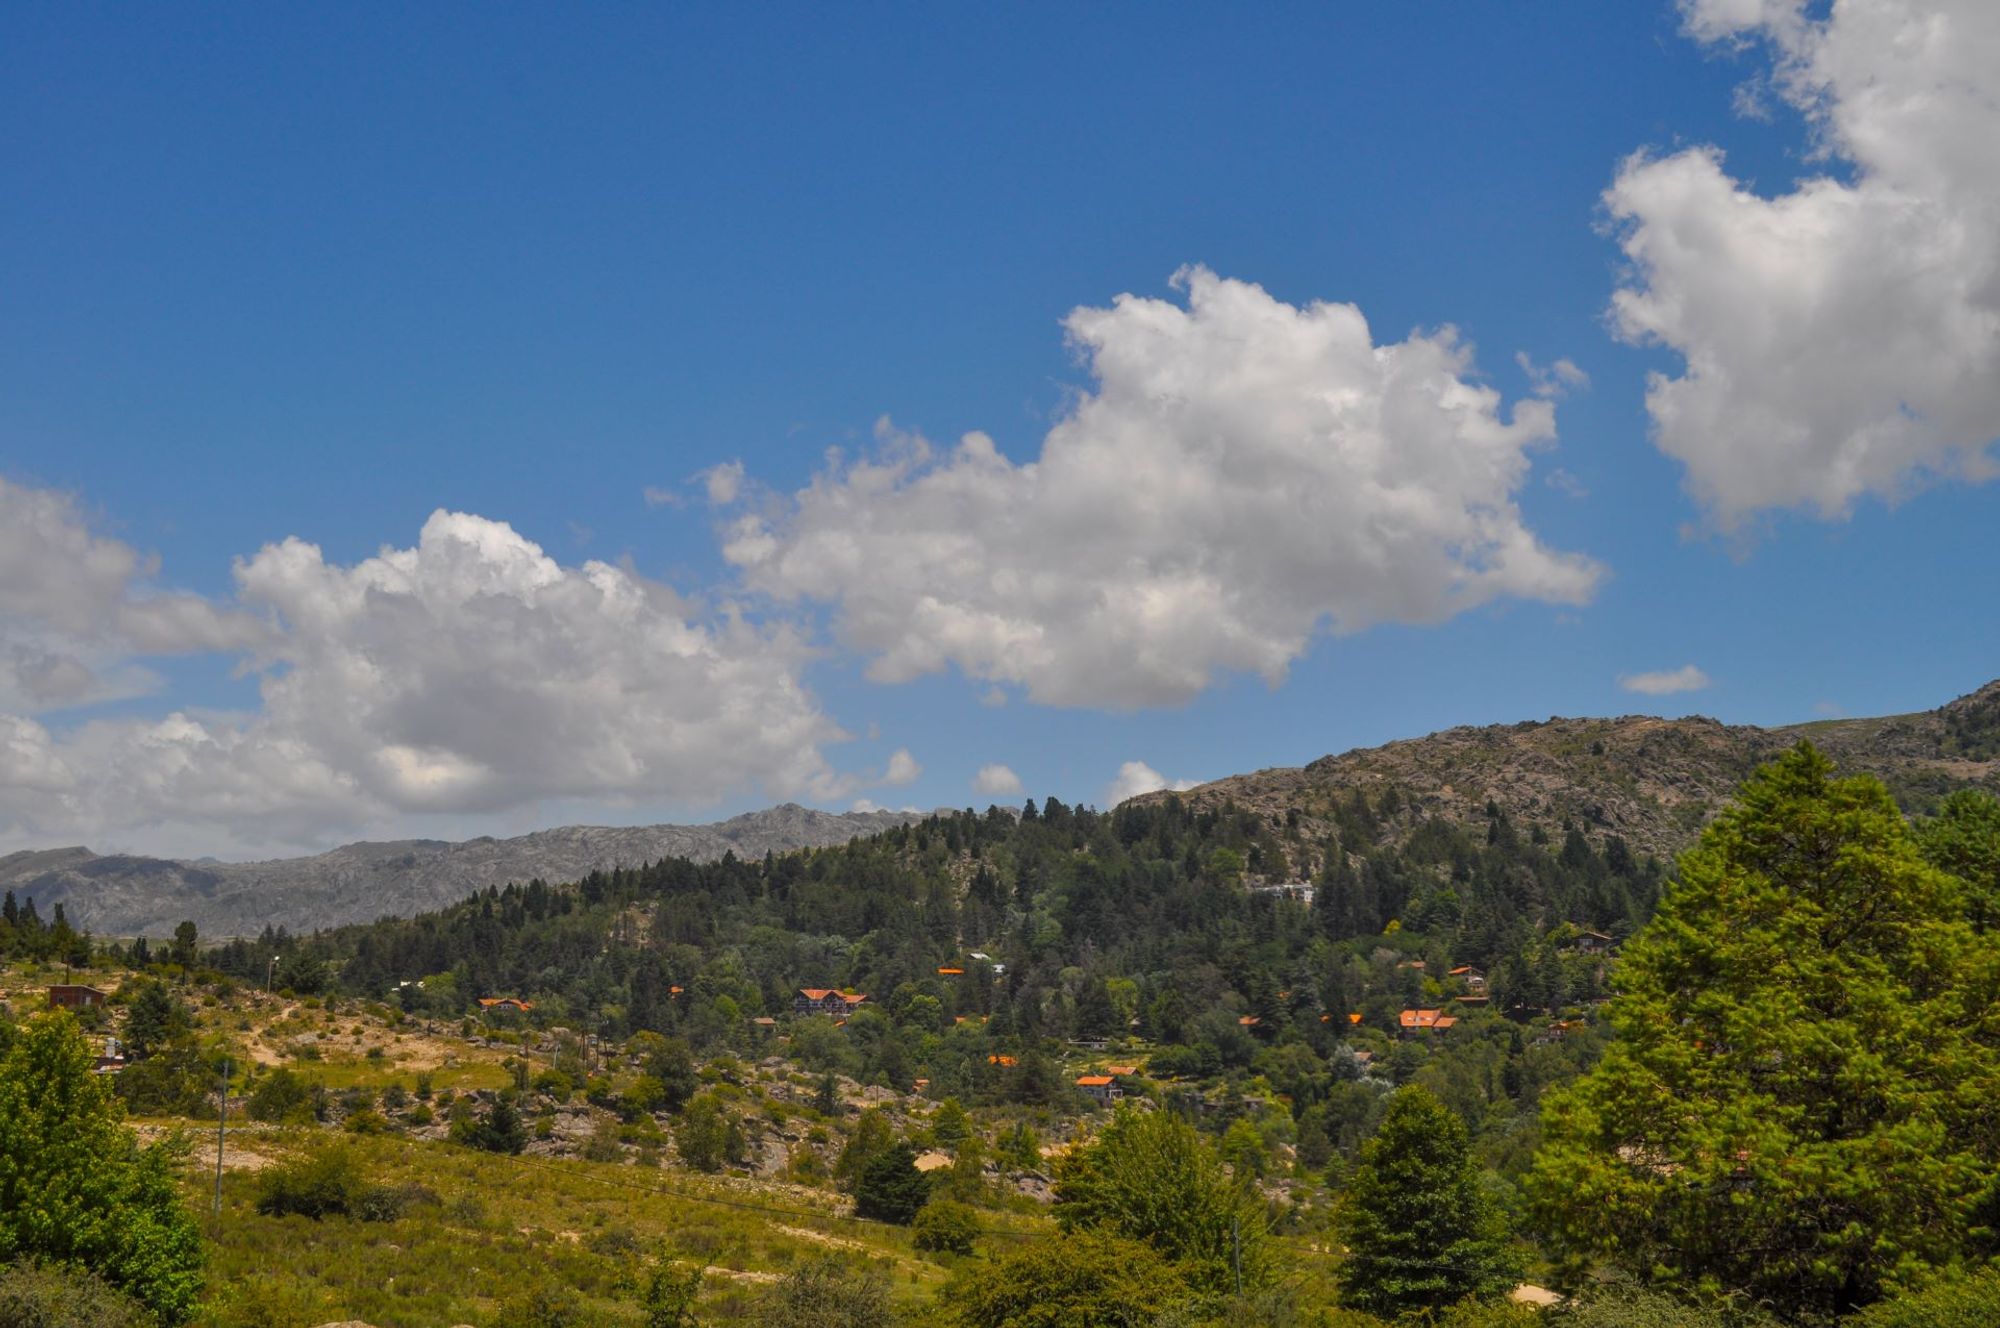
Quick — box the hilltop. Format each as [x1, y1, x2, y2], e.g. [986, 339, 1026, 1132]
[1133, 678, 2000, 867]
[0, 803, 925, 938]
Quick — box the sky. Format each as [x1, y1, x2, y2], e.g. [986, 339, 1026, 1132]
[2, 1, 1997, 859]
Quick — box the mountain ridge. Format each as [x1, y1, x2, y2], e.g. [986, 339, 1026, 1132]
[1132, 678, 2000, 870]
[0, 803, 927, 938]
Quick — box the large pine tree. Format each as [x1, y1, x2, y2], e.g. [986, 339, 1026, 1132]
[1529, 744, 2000, 1317]
[1336, 1085, 1515, 1315]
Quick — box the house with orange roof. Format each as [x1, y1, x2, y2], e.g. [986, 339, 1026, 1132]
[794, 988, 868, 1016]
[1398, 1008, 1456, 1036]
[1075, 1073, 1122, 1104]
[1448, 965, 1487, 990]
[478, 997, 533, 1012]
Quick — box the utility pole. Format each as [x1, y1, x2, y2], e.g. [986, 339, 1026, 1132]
[214, 1059, 229, 1219]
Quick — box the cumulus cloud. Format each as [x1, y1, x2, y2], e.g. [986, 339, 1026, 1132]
[882, 748, 921, 786]
[0, 501, 852, 850]
[972, 763, 1023, 797]
[1608, 0, 2000, 527]
[1619, 664, 1712, 696]
[1103, 760, 1200, 807]
[724, 268, 1601, 709]
[0, 477, 268, 713]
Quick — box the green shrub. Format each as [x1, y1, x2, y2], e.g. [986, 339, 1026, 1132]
[912, 1199, 980, 1256]
[757, 1256, 895, 1328]
[0, 1261, 150, 1328]
[1849, 1270, 2000, 1328]
[254, 1145, 367, 1219]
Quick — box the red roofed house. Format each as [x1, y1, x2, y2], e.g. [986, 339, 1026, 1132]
[1075, 1074, 1122, 1104]
[1398, 1008, 1457, 1037]
[478, 997, 533, 1012]
[794, 988, 869, 1016]
[1448, 965, 1487, 990]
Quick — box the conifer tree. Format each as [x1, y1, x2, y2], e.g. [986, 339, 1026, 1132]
[1529, 744, 2000, 1318]
[1336, 1085, 1515, 1315]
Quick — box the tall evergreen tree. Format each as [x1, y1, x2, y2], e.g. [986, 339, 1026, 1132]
[1529, 744, 2000, 1318]
[1335, 1085, 1515, 1315]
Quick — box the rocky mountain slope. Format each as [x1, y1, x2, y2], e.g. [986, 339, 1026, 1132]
[0, 804, 924, 938]
[1134, 678, 2000, 867]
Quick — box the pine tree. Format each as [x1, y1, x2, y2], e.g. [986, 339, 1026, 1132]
[1528, 744, 2000, 1318]
[854, 1142, 929, 1225]
[1336, 1085, 1515, 1315]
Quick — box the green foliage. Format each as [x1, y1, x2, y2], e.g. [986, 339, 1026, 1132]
[121, 979, 191, 1062]
[644, 1036, 701, 1114]
[448, 1094, 526, 1155]
[676, 1092, 731, 1172]
[1918, 789, 2000, 926]
[756, 1255, 896, 1328]
[245, 1066, 316, 1123]
[641, 1252, 704, 1328]
[836, 1108, 897, 1193]
[254, 1144, 388, 1220]
[1054, 1105, 1266, 1294]
[1548, 1285, 1759, 1327]
[944, 1229, 1187, 1328]
[911, 1198, 980, 1255]
[1849, 1268, 2000, 1328]
[0, 1260, 151, 1328]
[0, 1011, 203, 1324]
[1529, 745, 2000, 1318]
[1335, 1085, 1516, 1316]
[853, 1142, 929, 1225]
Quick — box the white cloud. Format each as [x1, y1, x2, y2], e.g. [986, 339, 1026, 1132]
[724, 268, 1601, 709]
[1103, 760, 1200, 807]
[1516, 352, 1590, 399]
[882, 747, 921, 786]
[702, 461, 745, 506]
[972, 763, 1022, 798]
[1619, 664, 1712, 696]
[641, 486, 684, 509]
[850, 798, 881, 813]
[1608, 0, 2000, 527]
[0, 501, 852, 851]
[0, 477, 268, 713]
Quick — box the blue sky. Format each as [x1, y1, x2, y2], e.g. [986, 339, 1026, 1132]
[3, 2, 1996, 856]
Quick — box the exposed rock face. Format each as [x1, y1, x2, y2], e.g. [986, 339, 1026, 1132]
[0, 804, 924, 938]
[1130, 679, 2000, 865]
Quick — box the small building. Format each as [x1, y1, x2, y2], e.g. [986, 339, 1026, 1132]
[793, 988, 869, 1016]
[1238, 1015, 1261, 1027]
[1075, 1074, 1122, 1104]
[48, 985, 107, 1010]
[749, 1016, 777, 1033]
[936, 966, 965, 976]
[1573, 931, 1615, 955]
[1448, 965, 1487, 990]
[1398, 1008, 1457, 1036]
[987, 1054, 1017, 1068]
[477, 997, 533, 1012]
[1452, 994, 1492, 1007]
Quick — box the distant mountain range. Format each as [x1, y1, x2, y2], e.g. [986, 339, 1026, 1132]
[10, 679, 1995, 941]
[0, 804, 926, 938]
[1131, 678, 2000, 872]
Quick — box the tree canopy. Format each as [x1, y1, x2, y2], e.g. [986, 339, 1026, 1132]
[0, 1011, 204, 1324]
[1529, 744, 2000, 1317]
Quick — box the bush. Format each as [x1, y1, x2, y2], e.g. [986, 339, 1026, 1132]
[0, 1261, 150, 1328]
[912, 1199, 980, 1255]
[255, 1145, 367, 1219]
[1849, 1270, 2000, 1328]
[757, 1257, 895, 1328]
[944, 1230, 1186, 1328]
[854, 1142, 929, 1225]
